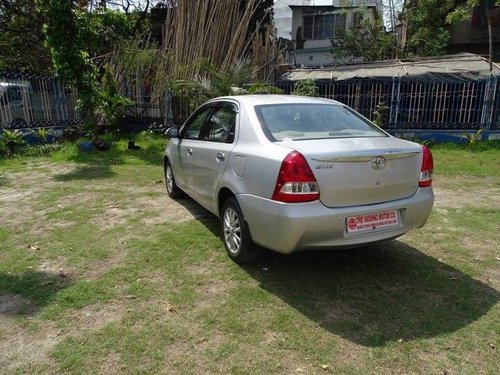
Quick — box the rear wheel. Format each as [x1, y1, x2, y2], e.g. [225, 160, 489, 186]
[221, 197, 259, 263]
[164, 161, 183, 198]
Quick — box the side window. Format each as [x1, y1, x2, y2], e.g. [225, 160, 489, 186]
[7, 87, 22, 102]
[203, 104, 237, 143]
[181, 107, 211, 140]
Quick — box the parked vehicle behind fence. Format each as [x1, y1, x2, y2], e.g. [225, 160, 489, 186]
[0, 79, 78, 128]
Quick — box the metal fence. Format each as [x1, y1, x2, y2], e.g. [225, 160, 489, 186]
[0, 72, 80, 129]
[275, 74, 500, 132]
[3, 71, 498, 134]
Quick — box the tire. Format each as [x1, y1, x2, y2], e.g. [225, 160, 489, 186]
[164, 161, 183, 198]
[220, 197, 259, 263]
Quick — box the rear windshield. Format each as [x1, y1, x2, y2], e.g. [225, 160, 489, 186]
[255, 103, 387, 141]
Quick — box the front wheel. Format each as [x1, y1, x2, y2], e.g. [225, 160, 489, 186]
[164, 161, 183, 198]
[221, 197, 259, 263]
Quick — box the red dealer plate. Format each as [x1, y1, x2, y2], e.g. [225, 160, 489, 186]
[346, 210, 400, 234]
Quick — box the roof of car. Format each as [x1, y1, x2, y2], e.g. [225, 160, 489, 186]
[209, 95, 342, 106]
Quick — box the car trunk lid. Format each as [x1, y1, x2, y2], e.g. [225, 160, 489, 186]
[278, 137, 422, 207]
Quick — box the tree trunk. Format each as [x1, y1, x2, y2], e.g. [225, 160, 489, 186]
[485, 1, 493, 73]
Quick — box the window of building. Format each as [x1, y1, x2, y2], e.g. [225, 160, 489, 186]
[303, 13, 346, 39]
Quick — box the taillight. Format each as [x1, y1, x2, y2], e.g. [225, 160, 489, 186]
[419, 145, 433, 187]
[272, 151, 320, 203]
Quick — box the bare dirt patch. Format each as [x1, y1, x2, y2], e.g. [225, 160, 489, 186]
[70, 303, 124, 332]
[90, 206, 139, 230]
[0, 164, 82, 237]
[0, 293, 34, 316]
[82, 251, 127, 280]
[0, 316, 60, 372]
[0, 162, 201, 236]
[55, 192, 98, 207]
[0, 297, 124, 372]
[98, 351, 122, 375]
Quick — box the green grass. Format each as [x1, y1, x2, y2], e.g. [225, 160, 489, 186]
[0, 137, 499, 374]
[431, 141, 500, 176]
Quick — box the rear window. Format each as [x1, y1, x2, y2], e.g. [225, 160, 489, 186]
[255, 103, 387, 141]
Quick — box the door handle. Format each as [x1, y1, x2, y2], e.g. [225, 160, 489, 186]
[216, 152, 225, 162]
[187, 148, 193, 156]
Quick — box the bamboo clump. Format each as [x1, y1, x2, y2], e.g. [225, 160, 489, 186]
[104, 0, 283, 121]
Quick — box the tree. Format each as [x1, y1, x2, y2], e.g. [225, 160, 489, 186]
[40, 0, 101, 119]
[0, 0, 52, 73]
[40, 0, 132, 134]
[402, 0, 455, 57]
[332, 17, 397, 62]
[446, 0, 500, 73]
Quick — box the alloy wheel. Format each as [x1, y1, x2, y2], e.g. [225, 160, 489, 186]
[223, 207, 241, 254]
[166, 165, 174, 194]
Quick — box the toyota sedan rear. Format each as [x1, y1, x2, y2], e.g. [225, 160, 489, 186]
[164, 95, 434, 262]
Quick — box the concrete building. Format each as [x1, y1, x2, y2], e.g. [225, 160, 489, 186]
[274, 1, 383, 67]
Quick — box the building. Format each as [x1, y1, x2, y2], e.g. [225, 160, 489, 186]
[398, 0, 500, 62]
[285, 0, 382, 67]
[447, 5, 500, 61]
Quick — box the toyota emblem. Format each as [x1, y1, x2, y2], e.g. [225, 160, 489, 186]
[371, 156, 386, 170]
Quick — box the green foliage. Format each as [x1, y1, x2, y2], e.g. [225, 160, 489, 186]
[30, 128, 53, 143]
[39, 2, 133, 137]
[1, 129, 25, 154]
[403, 0, 454, 57]
[19, 143, 63, 157]
[447, 0, 500, 24]
[246, 83, 283, 94]
[40, 0, 100, 117]
[85, 9, 134, 57]
[461, 129, 484, 149]
[62, 125, 85, 142]
[169, 59, 270, 110]
[96, 66, 133, 128]
[333, 17, 397, 61]
[372, 101, 388, 128]
[292, 79, 318, 97]
[0, 0, 52, 74]
[0, 136, 7, 156]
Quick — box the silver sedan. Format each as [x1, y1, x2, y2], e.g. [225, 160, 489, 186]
[164, 95, 434, 263]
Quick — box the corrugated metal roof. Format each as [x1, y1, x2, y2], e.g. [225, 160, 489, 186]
[281, 53, 500, 81]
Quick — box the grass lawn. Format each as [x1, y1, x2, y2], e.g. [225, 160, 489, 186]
[0, 137, 499, 374]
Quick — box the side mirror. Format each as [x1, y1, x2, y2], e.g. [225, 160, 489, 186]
[165, 127, 179, 138]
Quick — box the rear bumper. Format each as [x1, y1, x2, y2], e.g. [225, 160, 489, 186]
[237, 188, 434, 254]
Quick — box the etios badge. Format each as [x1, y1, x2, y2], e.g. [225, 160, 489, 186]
[371, 156, 386, 170]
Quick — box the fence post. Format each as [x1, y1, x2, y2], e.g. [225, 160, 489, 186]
[480, 75, 497, 140]
[389, 75, 401, 132]
[164, 90, 174, 129]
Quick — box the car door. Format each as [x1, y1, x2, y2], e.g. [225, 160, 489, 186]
[171, 105, 212, 193]
[189, 102, 238, 212]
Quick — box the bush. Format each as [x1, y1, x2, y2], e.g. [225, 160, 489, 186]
[1, 129, 25, 154]
[292, 79, 319, 97]
[20, 143, 63, 157]
[63, 125, 85, 141]
[0, 137, 7, 156]
[147, 122, 168, 135]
